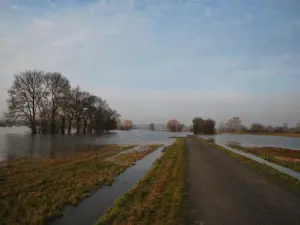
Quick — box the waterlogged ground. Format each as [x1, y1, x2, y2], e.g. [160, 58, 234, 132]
[96, 138, 185, 225]
[229, 145, 300, 173]
[0, 144, 160, 225]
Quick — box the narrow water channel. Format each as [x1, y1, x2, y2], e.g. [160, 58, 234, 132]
[51, 145, 167, 225]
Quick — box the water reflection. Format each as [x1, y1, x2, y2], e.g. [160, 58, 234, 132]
[51, 145, 167, 225]
[0, 127, 189, 162]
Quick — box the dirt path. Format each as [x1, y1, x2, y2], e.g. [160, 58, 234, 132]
[185, 136, 300, 225]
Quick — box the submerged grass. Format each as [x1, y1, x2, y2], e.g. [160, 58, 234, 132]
[228, 144, 300, 173]
[95, 138, 186, 225]
[201, 139, 300, 198]
[0, 144, 160, 225]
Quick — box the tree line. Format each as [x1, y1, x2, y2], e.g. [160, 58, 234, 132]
[219, 117, 300, 133]
[6, 70, 120, 135]
[156, 118, 216, 134]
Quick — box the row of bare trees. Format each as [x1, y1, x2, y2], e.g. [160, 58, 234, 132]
[6, 70, 120, 135]
[218, 117, 299, 133]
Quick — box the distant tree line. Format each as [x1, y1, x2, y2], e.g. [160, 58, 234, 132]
[219, 117, 300, 133]
[6, 70, 120, 135]
[149, 123, 155, 131]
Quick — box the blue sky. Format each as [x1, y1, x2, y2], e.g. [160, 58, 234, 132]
[0, 0, 299, 125]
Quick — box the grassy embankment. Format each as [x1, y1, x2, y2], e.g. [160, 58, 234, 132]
[95, 138, 186, 225]
[0, 144, 160, 225]
[200, 138, 300, 197]
[228, 144, 300, 173]
[220, 132, 300, 138]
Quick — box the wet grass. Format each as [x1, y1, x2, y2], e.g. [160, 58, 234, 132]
[228, 144, 300, 173]
[220, 132, 300, 138]
[95, 138, 186, 225]
[201, 139, 300, 198]
[0, 144, 160, 225]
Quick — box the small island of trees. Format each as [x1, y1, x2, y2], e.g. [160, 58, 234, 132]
[6, 70, 120, 135]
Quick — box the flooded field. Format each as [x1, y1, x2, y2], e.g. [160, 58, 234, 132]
[0, 127, 188, 162]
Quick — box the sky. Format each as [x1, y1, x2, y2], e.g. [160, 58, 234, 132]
[0, 0, 300, 126]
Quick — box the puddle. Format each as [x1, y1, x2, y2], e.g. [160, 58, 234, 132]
[50, 141, 174, 225]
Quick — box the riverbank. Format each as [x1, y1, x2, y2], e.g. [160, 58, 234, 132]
[0, 144, 160, 225]
[200, 138, 300, 197]
[220, 131, 300, 138]
[95, 138, 185, 225]
[228, 145, 300, 173]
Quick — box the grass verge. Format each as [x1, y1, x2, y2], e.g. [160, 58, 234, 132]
[228, 144, 300, 173]
[220, 132, 300, 138]
[200, 139, 300, 198]
[0, 144, 160, 225]
[95, 138, 186, 225]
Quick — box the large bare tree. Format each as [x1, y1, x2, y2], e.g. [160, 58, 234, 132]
[7, 70, 120, 135]
[7, 70, 44, 134]
[44, 72, 70, 134]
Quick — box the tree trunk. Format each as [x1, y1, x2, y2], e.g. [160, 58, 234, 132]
[61, 116, 66, 134]
[83, 120, 87, 134]
[51, 107, 56, 134]
[31, 99, 37, 135]
[87, 117, 93, 133]
[76, 118, 80, 134]
[68, 120, 72, 134]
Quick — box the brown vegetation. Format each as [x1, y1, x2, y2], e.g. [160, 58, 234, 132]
[0, 144, 160, 225]
[95, 138, 186, 225]
[228, 145, 300, 173]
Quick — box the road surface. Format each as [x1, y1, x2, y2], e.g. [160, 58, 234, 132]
[185, 136, 300, 225]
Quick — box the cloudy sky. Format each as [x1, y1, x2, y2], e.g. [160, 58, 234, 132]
[0, 0, 299, 126]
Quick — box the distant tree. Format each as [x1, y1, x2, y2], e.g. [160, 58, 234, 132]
[283, 122, 288, 133]
[7, 70, 44, 135]
[122, 120, 133, 130]
[295, 122, 300, 133]
[250, 123, 264, 133]
[266, 125, 275, 133]
[193, 117, 216, 134]
[189, 125, 193, 133]
[274, 126, 284, 133]
[203, 119, 216, 134]
[192, 117, 204, 134]
[149, 123, 155, 131]
[226, 117, 242, 132]
[166, 119, 181, 132]
[181, 125, 190, 132]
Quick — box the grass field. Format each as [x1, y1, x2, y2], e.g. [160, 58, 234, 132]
[220, 132, 300, 138]
[201, 139, 300, 198]
[228, 144, 300, 173]
[95, 138, 186, 225]
[0, 144, 160, 225]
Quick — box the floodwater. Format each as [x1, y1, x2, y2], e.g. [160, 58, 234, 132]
[51, 145, 170, 225]
[0, 127, 188, 162]
[201, 133, 300, 150]
[2, 127, 300, 162]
